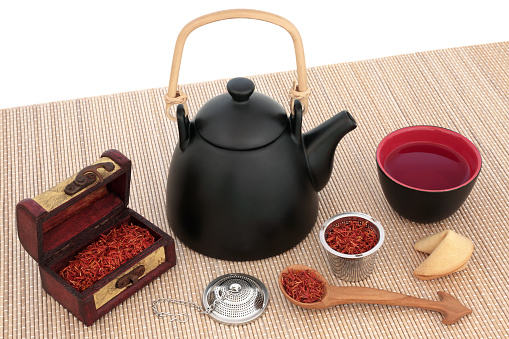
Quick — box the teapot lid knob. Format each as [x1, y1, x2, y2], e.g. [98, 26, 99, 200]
[227, 77, 255, 102]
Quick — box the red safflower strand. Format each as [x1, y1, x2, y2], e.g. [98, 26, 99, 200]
[325, 220, 379, 255]
[281, 269, 325, 303]
[59, 222, 154, 292]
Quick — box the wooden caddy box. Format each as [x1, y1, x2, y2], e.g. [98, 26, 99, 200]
[16, 149, 176, 326]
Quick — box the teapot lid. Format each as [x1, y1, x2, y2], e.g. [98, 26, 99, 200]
[194, 77, 288, 150]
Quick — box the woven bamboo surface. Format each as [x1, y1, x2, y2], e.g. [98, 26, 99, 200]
[2, 41, 509, 338]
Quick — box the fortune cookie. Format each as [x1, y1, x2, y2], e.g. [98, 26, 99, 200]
[413, 230, 474, 280]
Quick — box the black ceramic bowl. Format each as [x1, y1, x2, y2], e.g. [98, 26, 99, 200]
[376, 126, 482, 223]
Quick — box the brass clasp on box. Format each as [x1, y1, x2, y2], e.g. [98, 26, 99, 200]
[64, 162, 115, 195]
[116, 266, 145, 289]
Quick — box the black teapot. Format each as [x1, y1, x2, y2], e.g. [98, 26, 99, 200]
[164, 10, 357, 260]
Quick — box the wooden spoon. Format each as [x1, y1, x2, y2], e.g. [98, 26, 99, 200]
[279, 265, 471, 324]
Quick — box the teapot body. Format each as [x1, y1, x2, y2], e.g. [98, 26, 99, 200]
[163, 12, 358, 260]
[166, 121, 318, 261]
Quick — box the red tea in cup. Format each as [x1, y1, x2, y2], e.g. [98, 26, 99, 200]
[383, 142, 471, 190]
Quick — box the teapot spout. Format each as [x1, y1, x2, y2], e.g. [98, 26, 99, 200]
[303, 111, 357, 191]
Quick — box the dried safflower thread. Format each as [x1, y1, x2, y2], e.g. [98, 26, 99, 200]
[325, 219, 379, 254]
[281, 269, 324, 303]
[59, 222, 154, 292]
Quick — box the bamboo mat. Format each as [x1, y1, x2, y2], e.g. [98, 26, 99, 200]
[2, 41, 509, 338]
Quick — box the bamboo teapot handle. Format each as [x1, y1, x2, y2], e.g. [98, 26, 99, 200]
[164, 9, 310, 121]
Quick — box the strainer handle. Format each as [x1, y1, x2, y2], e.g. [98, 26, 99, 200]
[164, 9, 310, 121]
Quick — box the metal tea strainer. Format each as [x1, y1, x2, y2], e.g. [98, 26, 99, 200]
[152, 273, 269, 326]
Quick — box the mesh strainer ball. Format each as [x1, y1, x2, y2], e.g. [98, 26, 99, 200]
[202, 273, 269, 325]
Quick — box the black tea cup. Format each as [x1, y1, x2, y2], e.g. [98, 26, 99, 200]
[376, 126, 482, 223]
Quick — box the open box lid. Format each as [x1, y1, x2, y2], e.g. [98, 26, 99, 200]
[16, 149, 132, 263]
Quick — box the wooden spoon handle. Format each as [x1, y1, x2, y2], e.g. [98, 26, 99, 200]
[329, 286, 471, 324]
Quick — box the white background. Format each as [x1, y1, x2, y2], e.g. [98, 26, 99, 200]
[0, 0, 507, 109]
